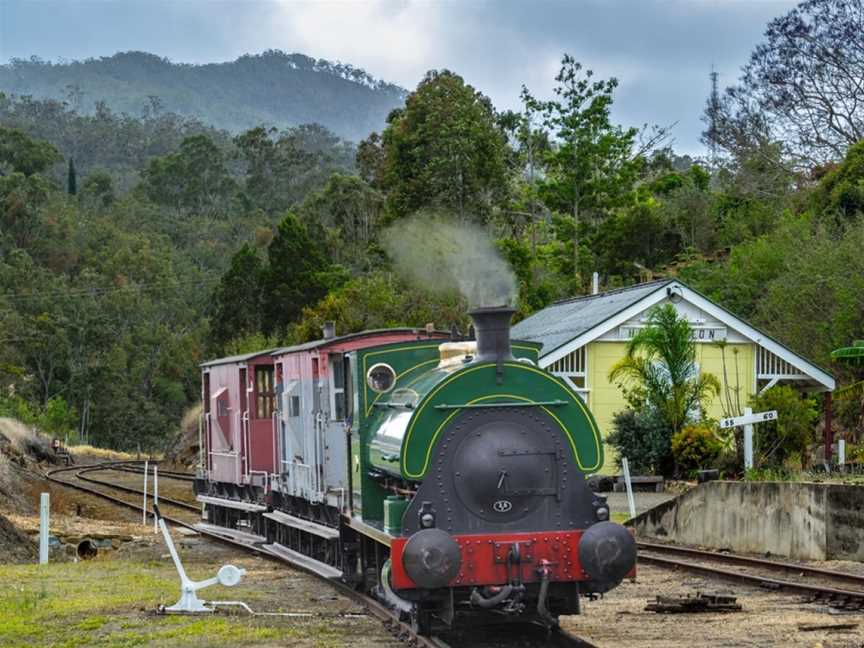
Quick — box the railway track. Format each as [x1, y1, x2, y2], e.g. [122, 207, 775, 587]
[637, 540, 864, 609]
[107, 463, 196, 482]
[45, 460, 595, 648]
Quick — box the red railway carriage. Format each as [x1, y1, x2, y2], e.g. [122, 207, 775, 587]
[200, 350, 278, 489]
[198, 328, 450, 507]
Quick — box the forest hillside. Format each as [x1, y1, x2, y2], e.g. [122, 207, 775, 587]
[2, 0, 864, 455]
[0, 50, 407, 141]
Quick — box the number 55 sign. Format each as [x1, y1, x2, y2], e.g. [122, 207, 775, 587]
[719, 410, 777, 429]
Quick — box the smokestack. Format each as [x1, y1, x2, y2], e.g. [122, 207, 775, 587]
[592, 272, 599, 295]
[322, 321, 336, 339]
[468, 306, 515, 380]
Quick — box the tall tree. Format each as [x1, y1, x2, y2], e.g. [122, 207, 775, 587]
[209, 243, 266, 349]
[67, 158, 77, 195]
[0, 126, 62, 176]
[522, 55, 645, 283]
[140, 134, 235, 215]
[378, 70, 510, 223]
[261, 213, 336, 334]
[296, 173, 384, 269]
[706, 0, 864, 164]
[234, 126, 310, 215]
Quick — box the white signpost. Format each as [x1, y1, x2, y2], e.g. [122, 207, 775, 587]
[719, 408, 779, 471]
[39, 493, 50, 565]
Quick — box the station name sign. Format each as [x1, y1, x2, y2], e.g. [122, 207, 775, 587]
[619, 325, 727, 342]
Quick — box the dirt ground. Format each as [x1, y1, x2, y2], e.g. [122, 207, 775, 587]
[3, 440, 864, 648]
[567, 563, 864, 648]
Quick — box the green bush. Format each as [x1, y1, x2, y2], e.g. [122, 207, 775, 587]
[0, 394, 77, 440]
[743, 466, 800, 482]
[607, 409, 674, 476]
[0, 393, 38, 425]
[38, 396, 78, 437]
[748, 386, 818, 469]
[847, 443, 864, 463]
[671, 423, 724, 475]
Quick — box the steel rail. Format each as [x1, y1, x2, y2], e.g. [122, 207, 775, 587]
[105, 462, 196, 482]
[438, 621, 598, 648]
[637, 541, 864, 589]
[638, 552, 864, 606]
[44, 461, 445, 648]
[75, 464, 201, 513]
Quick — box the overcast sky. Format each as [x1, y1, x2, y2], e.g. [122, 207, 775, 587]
[0, 0, 798, 152]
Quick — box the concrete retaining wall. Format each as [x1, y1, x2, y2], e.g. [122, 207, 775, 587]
[631, 482, 864, 562]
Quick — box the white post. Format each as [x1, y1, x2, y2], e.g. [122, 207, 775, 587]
[153, 465, 159, 533]
[142, 459, 149, 526]
[839, 439, 846, 467]
[592, 272, 599, 295]
[621, 457, 636, 520]
[743, 407, 754, 471]
[39, 492, 50, 565]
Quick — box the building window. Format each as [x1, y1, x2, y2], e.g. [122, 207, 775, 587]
[255, 366, 275, 419]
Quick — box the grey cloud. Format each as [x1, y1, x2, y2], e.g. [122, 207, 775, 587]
[0, 0, 799, 153]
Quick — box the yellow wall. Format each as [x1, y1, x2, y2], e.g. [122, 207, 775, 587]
[696, 342, 755, 422]
[585, 340, 756, 474]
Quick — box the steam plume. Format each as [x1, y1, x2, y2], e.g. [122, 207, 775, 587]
[383, 214, 517, 308]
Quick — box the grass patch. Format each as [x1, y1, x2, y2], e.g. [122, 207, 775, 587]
[67, 445, 141, 461]
[611, 511, 630, 524]
[0, 555, 345, 647]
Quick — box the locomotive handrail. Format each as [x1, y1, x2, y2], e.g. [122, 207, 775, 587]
[272, 409, 280, 480]
[197, 413, 204, 475]
[433, 399, 568, 410]
[373, 402, 415, 410]
[241, 409, 251, 482]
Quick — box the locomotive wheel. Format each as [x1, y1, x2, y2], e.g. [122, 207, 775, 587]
[410, 606, 433, 636]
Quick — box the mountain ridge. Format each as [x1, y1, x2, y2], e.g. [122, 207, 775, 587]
[0, 50, 408, 141]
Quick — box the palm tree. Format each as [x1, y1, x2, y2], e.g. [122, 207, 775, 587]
[609, 304, 720, 434]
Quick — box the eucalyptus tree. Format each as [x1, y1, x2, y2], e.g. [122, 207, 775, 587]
[521, 55, 650, 283]
[706, 0, 864, 165]
[376, 69, 510, 223]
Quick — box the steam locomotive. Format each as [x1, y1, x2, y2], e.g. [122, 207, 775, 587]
[195, 307, 636, 633]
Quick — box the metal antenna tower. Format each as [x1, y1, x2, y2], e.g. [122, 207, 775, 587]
[708, 65, 720, 167]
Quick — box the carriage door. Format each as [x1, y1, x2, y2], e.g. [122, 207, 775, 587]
[239, 368, 248, 479]
[325, 353, 351, 507]
[280, 357, 308, 499]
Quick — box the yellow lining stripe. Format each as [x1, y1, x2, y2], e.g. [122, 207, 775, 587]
[362, 344, 442, 416]
[362, 342, 539, 416]
[401, 363, 603, 478]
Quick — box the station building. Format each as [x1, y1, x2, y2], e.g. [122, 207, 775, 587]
[511, 279, 835, 472]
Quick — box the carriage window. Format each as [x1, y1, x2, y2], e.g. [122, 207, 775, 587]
[289, 395, 301, 417]
[255, 366, 275, 419]
[330, 354, 353, 422]
[217, 399, 228, 417]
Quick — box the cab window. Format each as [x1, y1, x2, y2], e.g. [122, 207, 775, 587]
[330, 353, 353, 422]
